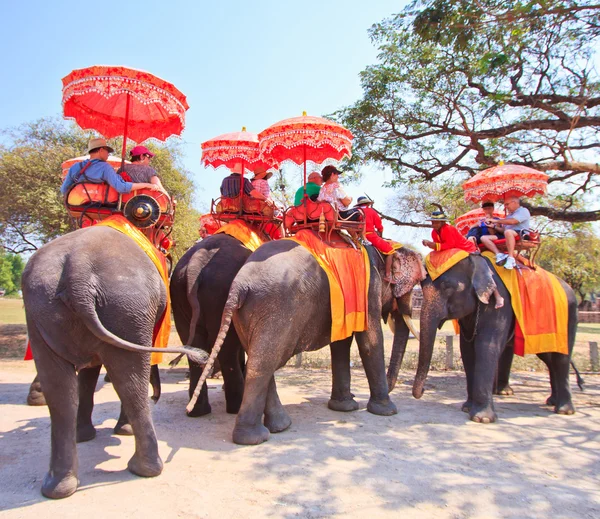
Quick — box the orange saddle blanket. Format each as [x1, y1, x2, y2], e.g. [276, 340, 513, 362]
[286, 229, 370, 342]
[214, 219, 266, 251]
[425, 249, 470, 280]
[483, 252, 569, 356]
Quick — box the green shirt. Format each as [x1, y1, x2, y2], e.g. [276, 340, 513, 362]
[294, 182, 321, 206]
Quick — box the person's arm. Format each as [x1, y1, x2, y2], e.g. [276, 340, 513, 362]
[249, 189, 267, 201]
[336, 185, 352, 207]
[60, 170, 75, 195]
[150, 176, 166, 192]
[422, 229, 438, 249]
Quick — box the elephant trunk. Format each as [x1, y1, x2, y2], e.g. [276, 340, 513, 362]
[413, 285, 443, 399]
[386, 310, 410, 392]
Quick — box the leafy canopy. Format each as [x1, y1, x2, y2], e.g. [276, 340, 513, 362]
[335, 0, 600, 222]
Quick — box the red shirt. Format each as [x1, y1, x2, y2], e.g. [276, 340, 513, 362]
[432, 223, 477, 253]
[362, 207, 383, 234]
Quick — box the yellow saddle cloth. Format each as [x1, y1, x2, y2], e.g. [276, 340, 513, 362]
[98, 215, 171, 365]
[425, 249, 470, 280]
[215, 219, 265, 251]
[483, 252, 568, 356]
[286, 230, 370, 342]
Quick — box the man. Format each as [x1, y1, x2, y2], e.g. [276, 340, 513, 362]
[220, 163, 267, 201]
[422, 211, 478, 253]
[294, 171, 323, 206]
[61, 138, 159, 195]
[480, 196, 531, 270]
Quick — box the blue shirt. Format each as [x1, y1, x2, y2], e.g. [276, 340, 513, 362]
[220, 173, 253, 198]
[60, 159, 133, 195]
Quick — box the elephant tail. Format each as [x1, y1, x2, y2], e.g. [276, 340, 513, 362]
[65, 293, 209, 366]
[184, 248, 218, 348]
[571, 360, 585, 391]
[186, 282, 243, 414]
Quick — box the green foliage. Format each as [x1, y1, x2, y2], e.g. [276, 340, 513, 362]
[334, 0, 600, 222]
[0, 252, 24, 294]
[0, 117, 199, 258]
[537, 230, 600, 301]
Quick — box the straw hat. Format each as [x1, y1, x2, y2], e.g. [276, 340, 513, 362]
[252, 165, 273, 180]
[87, 138, 114, 154]
[427, 211, 449, 222]
[354, 195, 374, 207]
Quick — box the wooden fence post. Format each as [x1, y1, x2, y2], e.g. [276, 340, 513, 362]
[590, 342, 599, 372]
[445, 335, 454, 370]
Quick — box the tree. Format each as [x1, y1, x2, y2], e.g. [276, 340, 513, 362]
[0, 251, 24, 294]
[0, 118, 200, 259]
[335, 0, 600, 223]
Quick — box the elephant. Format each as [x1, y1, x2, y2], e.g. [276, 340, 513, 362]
[170, 233, 251, 417]
[413, 254, 577, 423]
[194, 238, 425, 445]
[21, 226, 206, 499]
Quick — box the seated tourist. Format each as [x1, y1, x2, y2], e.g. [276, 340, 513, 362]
[466, 201, 501, 245]
[118, 145, 167, 193]
[317, 165, 361, 221]
[61, 138, 160, 196]
[251, 166, 275, 203]
[422, 210, 503, 309]
[480, 196, 531, 270]
[294, 171, 323, 206]
[354, 196, 395, 282]
[220, 163, 267, 202]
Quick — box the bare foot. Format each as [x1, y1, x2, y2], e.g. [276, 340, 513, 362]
[495, 296, 504, 309]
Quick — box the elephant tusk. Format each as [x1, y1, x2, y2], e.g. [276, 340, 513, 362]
[403, 314, 419, 341]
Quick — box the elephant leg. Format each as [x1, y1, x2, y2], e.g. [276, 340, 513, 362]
[31, 333, 79, 499]
[27, 374, 47, 406]
[495, 340, 514, 395]
[539, 353, 575, 414]
[103, 353, 163, 478]
[328, 337, 359, 412]
[459, 336, 475, 413]
[186, 359, 211, 417]
[114, 405, 134, 436]
[469, 336, 502, 424]
[219, 338, 245, 414]
[263, 376, 291, 433]
[355, 329, 397, 416]
[76, 365, 101, 443]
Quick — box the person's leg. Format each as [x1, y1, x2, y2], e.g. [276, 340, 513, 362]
[480, 234, 500, 254]
[385, 254, 393, 281]
[493, 288, 504, 309]
[505, 230, 517, 257]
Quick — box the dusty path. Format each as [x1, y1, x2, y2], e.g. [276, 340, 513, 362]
[1, 362, 599, 519]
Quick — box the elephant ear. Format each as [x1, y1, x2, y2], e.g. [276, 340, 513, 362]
[470, 255, 496, 304]
[391, 248, 427, 299]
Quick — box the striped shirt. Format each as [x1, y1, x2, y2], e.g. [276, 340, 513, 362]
[220, 173, 253, 198]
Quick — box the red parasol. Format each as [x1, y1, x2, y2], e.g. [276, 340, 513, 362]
[61, 155, 129, 180]
[201, 128, 275, 175]
[463, 164, 548, 203]
[258, 112, 353, 188]
[62, 65, 189, 160]
[454, 208, 505, 235]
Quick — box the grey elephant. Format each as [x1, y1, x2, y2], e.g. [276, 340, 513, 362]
[194, 239, 425, 445]
[170, 233, 251, 416]
[412, 254, 577, 423]
[22, 226, 205, 499]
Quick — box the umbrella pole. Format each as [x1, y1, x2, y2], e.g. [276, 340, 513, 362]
[303, 144, 307, 226]
[120, 93, 131, 170]
[239, 160, 244, 217]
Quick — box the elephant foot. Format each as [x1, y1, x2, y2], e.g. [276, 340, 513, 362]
[545, 395, 556, 406]
[186, 403, 212, 418]
[41, 471, 79, 499]
[328, 398, 359, 412]
[264, 410, 292, 434]
[469, 405, 497, 424]
[114, 423, 134, 436]
[225, 399, 242, 415]
[367, 398, 397, 416]
[76, 424, 97, 443]
[495, 385, 514, 396]
[232, 423, 270, 445]
[127, 453, 163, 478]
[27, 382, 47, 406]
[555, 401, 576, 415]
[461, 400, 472, 413]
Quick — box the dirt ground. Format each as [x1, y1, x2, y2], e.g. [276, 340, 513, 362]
[1, 360, 599, 519]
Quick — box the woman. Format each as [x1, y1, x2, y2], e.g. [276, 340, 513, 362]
[316, 165, 361, 221]
[118, 145, 167, 193]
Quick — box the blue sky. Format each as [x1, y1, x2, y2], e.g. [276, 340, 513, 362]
[2, 0, 430, 247]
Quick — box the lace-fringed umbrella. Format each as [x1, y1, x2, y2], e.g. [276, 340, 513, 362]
[462, 164, 549, 203]
[61, 155, 129, 180]
[62, 65, 189, 161]
[201, 128, 275, 175]
[454, 208, 504, 236]
[258, 112, 353, 188]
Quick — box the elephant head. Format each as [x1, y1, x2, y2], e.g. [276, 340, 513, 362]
[385, 248, 428, 391]
[413, 254, 496, 398]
